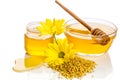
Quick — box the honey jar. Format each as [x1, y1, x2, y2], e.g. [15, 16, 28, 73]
[64, 18, 117, 55]
[24, 22, 53, 56]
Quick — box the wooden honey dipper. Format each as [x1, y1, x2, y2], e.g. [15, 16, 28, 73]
[55, 0, 110, 45]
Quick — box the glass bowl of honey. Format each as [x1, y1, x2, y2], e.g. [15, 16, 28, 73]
[64, 18, 117, 55]
[24, 22, 54, 56]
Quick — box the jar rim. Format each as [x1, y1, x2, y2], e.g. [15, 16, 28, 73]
[25, 21, 53, 40]
[26, 21, 40, 34]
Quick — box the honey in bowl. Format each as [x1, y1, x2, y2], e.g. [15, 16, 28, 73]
[25, 22, 53, 56]
[65, 18, 117, 55]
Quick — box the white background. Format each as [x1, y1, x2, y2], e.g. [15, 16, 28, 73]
[0, 0, 120, 80]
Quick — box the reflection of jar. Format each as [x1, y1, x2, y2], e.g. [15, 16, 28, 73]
[65, 18, 117, 55]
[25, 22, 53, 56]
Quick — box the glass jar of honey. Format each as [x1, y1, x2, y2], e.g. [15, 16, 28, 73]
[25, 22, 53, 56]
[64, 18, 117, 55]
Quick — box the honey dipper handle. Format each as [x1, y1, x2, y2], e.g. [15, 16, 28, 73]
[55, 0, 92, 31]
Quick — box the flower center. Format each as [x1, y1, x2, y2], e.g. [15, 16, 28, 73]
[58, 52, 65, 58]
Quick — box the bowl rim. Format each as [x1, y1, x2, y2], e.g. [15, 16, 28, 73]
[65, 18, 118, 37]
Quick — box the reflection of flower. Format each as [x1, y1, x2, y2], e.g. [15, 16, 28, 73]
[37, 18, 65, 35]
[45, 38, 76, 65]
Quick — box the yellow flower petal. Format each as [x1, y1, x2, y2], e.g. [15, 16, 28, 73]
[36, 18, 65, 35]
[46, 19, 53, 27]
[45, 38, 77, 65]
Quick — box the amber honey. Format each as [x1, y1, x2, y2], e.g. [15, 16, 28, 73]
[24, 22, 53, 56]
[65, 19, 117, 55]
[25, 35, 53, 56]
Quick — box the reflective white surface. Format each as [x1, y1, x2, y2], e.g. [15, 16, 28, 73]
[27, 53, 113, 80]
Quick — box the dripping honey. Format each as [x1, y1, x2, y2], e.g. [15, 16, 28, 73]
[65, 19, 117, 55]
[13, 54, 46, 72]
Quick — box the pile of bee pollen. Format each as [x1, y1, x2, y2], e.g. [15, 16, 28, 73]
[49, 56, 96, 79]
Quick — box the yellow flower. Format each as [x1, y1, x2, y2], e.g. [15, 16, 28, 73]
[45, 38, 76, 65]
[36, 18, 65, 35]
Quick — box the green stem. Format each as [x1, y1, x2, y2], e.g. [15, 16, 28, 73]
[53, 33, 58, 44]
